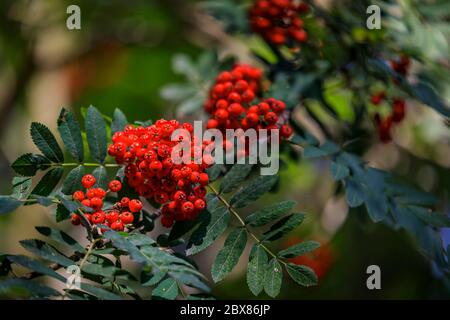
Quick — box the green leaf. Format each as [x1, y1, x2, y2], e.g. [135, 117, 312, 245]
[285, 263, 318, 287]
[11, 153, 50, 176]
[411, 82, 450, 118]
[246, 244, 268, 296]
[111, 108, 128, 135]
[220, 163, 253, 193]
[331, 161, 350, 181]
[79, 283, 122, 300]
[30, 167, 63, 196]
[30, 122, 64, 163]
[12, 177, 32, 200]
[0, 196, 23, 215]
[408, 206, 450, 228]
[62, 165, 85, 195]
[152, 278, 178, 300]
[230, 175, 278, 208]
[303, 141, 339, 159]
[35, 226, 85, 253]
[211, 228, 247, 283]
[57, 108, 84, 162]
[92, 166, 108, 189]
[7, 255, 66, 282]
[55, 203, 71, 222]
[103, 231, 146, 264]
[169, 271, 210, 292]
[85, 106, 107, 164]
[141, 270, 166, 287]
[205, 163, 223, 182]
[278, 241, 321, 258]
[186, 207, 230, 255]
[345, 179, 365, 208]
[20, 239, 74, 267]
[262, 213, 305, 241]
[263, 258, 282, 298]
[245, 200, 297, 227]
[0, 279, 60, 298]
[168, 220, 200, 242]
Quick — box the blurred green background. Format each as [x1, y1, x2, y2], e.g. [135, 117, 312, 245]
[0, 0, 449, 299]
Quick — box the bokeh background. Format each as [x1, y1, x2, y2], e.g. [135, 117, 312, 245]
[0, 0, 449, 299]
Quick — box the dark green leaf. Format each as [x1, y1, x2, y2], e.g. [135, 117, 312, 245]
[285, 263, 318, 287]
[111, 108, 128, 135]
[168, 220, 200, 242]
[57, 108, 84, 162]
[263, 258, 282, 298]
[205, 163, 223, 182]
[103, 231, 146, 264]
[186, 207, 230, 255]
[55, 203, 71, 222]
[7, 255, 66, 282]
[12, 177, 32, 200]
[169, 271, 210, 292]
[92, 166, 108, 189]
[345, 179, 365, 208]
[0, 279, 60, 298]
[331, 161, 350, 181]
[262, 213, 305, 241]
[141, 270, 166, 287]
[79, 283, 122, 300]
[35, 226, 85, 253]
[230, 175, 278, 208]
[20, 239, 74, 267]
[211, 228, 247, 283]
[85, 106, 107, 164]
[11, 153, 50, 176]
[245, 200, 297, 227]
[152, 278, 178, 300]
[408, 206, 450, 228]
[62, 165, 85, 195]
[246, 244, 268, 296]
[220, 163, 253, 193]
[0, 196, 23, 215]
[411, 82, 450, 118]
[278, 241, 321, 258]
[30, 167, 63, 196]
[30, 122, 64, 163]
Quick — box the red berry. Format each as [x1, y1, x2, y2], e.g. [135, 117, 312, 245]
[92, 211, 106, 224]
[280, 125, 293, 138]
[120, 197, 130, 208]
[264, 112, 278, 124]
[173, 190, 187, 202]
[181, 201, 195, 215]
[194, 199, 206, 211]
[71, 213, 81, 226]
[129, 199, 143, 212]
[109, 180, 122, 192]
[161, 216, 174, 228]
[90, 197, 103, 210]
[150, 160, 163, 173]
[111, 221, 124, 231]
[72, 190, 85, 201]
[82, 174, 96, 188]
[119, 211, 134, 224]
[106, 211, 119, 224]
[199, 173, 209, 186]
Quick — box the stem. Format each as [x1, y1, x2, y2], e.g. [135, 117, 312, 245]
[207, 185, 284, 264]
[78, 238, 101, 271]
[58, 163, 121, 168]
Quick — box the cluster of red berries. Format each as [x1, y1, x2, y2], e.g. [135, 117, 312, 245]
[371, 56, 411, 143]
[204, 64, 293, 141]
[249, 0, 309, 46]
[107, 121, 210, 228]
[70, 174, 143, 231]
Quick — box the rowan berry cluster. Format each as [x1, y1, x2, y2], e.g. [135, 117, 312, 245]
[249, 0, 309, 46]
[204, 64, 293, 140]
[107, 121, 210, 228]
[371, 56, 410, 143]
[71, 174, 142, 231]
